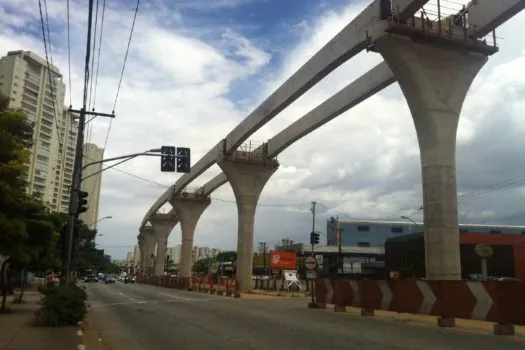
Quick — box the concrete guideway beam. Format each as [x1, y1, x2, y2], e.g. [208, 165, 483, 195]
[468, 0, 525, 38]
[169, 195, 211, 278]
[218, 152, 279, 293]
[266, 62, 395, 157]
[374, 35, 487, 280]
[150, 211, 178, 276]
[140, 1, 392, 227]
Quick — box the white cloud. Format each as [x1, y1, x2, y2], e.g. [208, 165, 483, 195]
[1, 0, 525, 259]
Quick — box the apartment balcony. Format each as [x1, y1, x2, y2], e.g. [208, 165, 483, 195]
[36, 145, 51, 159]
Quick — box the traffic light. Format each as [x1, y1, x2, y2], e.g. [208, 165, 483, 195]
[78, 190, 88, 214]
[161, 146, 176, 172]
[310, 232, 320, 245]
[176, 147, 191, 173]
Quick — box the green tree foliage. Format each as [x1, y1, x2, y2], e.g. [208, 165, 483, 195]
[0, 93, 62, 272]
[73, 222, 121, 275]
[192, 257, 218, 274]
[0, 93, 34, 259]
[216, 251, 236, 263]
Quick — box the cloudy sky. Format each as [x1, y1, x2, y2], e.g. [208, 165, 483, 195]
[1, 0, 524, 259]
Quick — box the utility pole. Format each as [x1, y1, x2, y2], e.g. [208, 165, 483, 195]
[61, 0, 116, 283]
[310, 201, 317, 305]
[259, 242, 268, 276]
[336, 215, 343, 276]
[310, 201, 316, 256]
[63, 108, 115, 284]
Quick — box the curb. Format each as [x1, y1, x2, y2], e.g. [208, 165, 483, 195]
[77, 321, 86, 350]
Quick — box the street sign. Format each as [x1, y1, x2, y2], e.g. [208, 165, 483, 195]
[304, 256, 317, 270]
[475, 244, 494, 259]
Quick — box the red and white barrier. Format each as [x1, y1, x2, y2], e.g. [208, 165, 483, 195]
[314, 278, 525, 326]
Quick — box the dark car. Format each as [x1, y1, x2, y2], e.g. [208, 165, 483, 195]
[85, 275, 98, 283]
[104, 275, 117, 284]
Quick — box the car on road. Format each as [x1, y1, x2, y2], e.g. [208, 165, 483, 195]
[124, 275, 135, 284]
[85, 275, 98, 283]
[104, 275, 117, 284]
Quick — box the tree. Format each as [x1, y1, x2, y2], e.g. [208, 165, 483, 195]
[216, 251, 236, 263]
[0, 93, 34, 260]
[192, 257, 217, 274]
[0, 93, 63, 306]
[73, 221, 120, 275]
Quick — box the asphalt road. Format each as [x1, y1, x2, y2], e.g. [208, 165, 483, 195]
[84, 282, 524, 350]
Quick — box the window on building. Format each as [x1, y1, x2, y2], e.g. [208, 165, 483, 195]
[357, 242, 370, 247]
[391, 227, 404, 233]
[489, 230, 501, 234]
[357, 225, 370, 232]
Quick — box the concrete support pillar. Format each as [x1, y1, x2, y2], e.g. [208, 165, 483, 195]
[218, 152, 279, 293]
[137, 235, 145, 272]
[169, 196, 211, 278]
[150, 211, 178, 276]
[141, 226, 157, 276]
[374, 35, 487, 280]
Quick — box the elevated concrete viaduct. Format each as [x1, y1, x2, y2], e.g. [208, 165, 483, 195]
[138, 0, 525, 288]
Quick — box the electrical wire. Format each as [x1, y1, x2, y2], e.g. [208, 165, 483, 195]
[66, 0, 73, 107]
[38, 1, 59, 135]
[88, 0, 100, 113]
[85, 0, 141, 213]
[92, 0, 106, 109]
[112, 0, 141, 113]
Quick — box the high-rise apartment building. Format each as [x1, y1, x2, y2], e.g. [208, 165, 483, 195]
[80, 143, 104, 229]
[53, 109, 78, 213]
[166, 245, 181, 264]
[0, 50, 77, 211]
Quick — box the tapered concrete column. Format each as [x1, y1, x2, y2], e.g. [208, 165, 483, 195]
[218, 152, 279, 292]
[137, 235, 145, 272]
[374, 35, 487, 280]
[140, 226, 156, 275]
[169, 195, 211, 278]
[150, 211, 178, 276]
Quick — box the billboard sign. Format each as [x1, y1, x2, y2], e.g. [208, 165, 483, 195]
[269, 251, 297, 269]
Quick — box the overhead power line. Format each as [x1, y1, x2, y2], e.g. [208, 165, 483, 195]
[38, 0, 65, 166]
[112, 0, 141, 113]
[66, 0, 73, 106]
[86, 0, 140, 213]
[92, 0, 107, 109]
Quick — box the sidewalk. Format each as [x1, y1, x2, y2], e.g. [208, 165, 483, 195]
[0, 290, 84, 350]
[243, 288, 310, 299]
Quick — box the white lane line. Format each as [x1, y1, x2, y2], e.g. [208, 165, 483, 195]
[90, 299, 190, 307]
[157, 292, 192, 301]
[77, 329, 83, 337]
[77, 345, 85, 350]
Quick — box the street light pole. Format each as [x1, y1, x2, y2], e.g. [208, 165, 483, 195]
[400, 216, 417, 235]
[81, 149, 163, 183]
[86, 215, 113, 228]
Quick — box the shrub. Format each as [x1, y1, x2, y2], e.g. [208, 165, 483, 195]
[35, 283, 87, 326]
